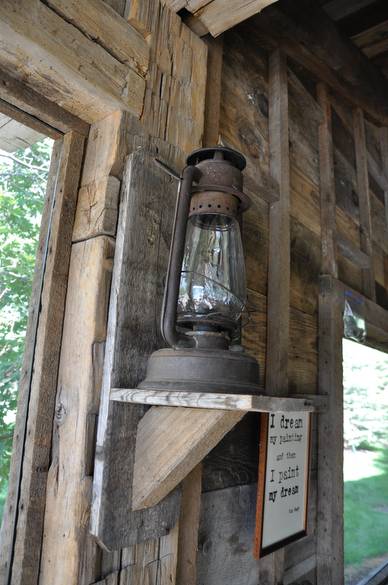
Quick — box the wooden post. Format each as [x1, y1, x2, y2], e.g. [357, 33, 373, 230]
[316, 276, 344, 585]
[379, 127, 388, 230]
[317, 83, 338, 278]
[90, 151, 181, 551]
[38, 113, 124, 585]
[266, 49, 290, 395]
[176, 466, 203, 585]
[203, 36, 223, 148]
[353, 107, 376, 300]
[259, 47, 290, 585]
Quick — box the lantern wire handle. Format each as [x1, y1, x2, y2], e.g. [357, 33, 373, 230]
[161, 164, 198, 349]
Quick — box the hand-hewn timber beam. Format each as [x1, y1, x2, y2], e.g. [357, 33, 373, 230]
[244, 0, 388, 126]
[165, 0, 280, 37]
[0, 0, 147, 123]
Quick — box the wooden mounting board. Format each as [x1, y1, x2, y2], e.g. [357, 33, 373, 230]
[111, 389, 325, 412]
[90, 150, 181, 551]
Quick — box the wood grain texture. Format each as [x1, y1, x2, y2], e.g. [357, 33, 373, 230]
[197, 484, 261, 584]
[202, 413, 259, 492]
[0, 70, 89, 137]
[219, 30, 280, 206]
[0, 134, 85, 585]
[246, 0, 388, 126]
[352, 19, 388, 59]
[138, 1, 208, 153]
[316, 276, 344, 585]
[132, 407, 243, 510]
[317, 83, 338, 278]
[266, 49, 290, 395]
[353, 107, 376, 300]
[258, 47, 290, 585]
[72, 176, 121, 242]
[0, 0, 145, 123]
[0, 100, 60, 143]
[176, 466, 202, 585]
[111, 389, 320, 412]
[380, 127, 388, 230]
[330, 92, 388, 193]
[37, 112, 126, 585]
[91, 151, 181, 550]
[38, 235, 115, 585]
[172, 0, 281, 37]
[203, 36, 223, 147]
[45, 0, 149, 77]
[336, 233, 372, 269]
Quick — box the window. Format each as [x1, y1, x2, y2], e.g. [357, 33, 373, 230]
[0, 122, 53, 522]
[344, 339, 388, 585]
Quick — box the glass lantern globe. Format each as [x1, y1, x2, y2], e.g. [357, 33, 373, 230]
[178, 211, 246, 332]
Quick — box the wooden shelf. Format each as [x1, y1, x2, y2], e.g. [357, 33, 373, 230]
[111, 388, 326, 412]
[110, 388, 326, 511]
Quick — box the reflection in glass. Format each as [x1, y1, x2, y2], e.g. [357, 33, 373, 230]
[177, 213, 246, 331]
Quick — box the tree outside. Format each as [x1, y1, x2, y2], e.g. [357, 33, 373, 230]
[0, 137, 53, 522]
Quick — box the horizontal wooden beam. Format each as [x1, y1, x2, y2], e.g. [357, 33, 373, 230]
[352, 19, 388, 59]
[0, 0, 146, 123]
[246, 0, 388, 126]
[336, 233, 372, 269]
[165, 0, 280, 37]
[329, 91, 388, 191]
[0, 98, 62, 141]
[111, 389, 323, 412]
[0, 71, 89, 137]
[45, 0, 149, 76]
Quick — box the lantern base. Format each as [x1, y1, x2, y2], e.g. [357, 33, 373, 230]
[138, 347, 261, 395]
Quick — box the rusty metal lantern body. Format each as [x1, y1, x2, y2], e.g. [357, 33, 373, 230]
[139, 147, 260, 394]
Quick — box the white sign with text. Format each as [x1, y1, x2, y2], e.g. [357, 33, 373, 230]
[256, 411, 311, 555]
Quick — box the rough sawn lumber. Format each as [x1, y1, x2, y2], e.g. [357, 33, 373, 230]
[91, 150, 181, 550]
[132, 407, 244, 510]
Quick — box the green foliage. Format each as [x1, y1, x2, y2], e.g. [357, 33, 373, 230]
[0, 139, 52, 521]
[345, 449, 388, 566]
[343, 340, 388, 451]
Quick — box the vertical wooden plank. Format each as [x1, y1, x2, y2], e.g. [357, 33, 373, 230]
[37, 112, 125, 585]
[316, 276, 344, 585]
[176, 466, 202, 585]
[379, 127, 388, 230]
[197, 484, 261, 585]
[259, 47, 290, 585]
[353, 107, 376, 300]
[317, 83, 338, 278]
[266, 48, 290, 395]
[90, 150, 181, 551]
[0, 132, 85, 585]
[38, 235, 115, 585]
[203, 36, 223, 148]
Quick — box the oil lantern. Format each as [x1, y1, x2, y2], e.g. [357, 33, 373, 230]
[139, 147, 260, 394]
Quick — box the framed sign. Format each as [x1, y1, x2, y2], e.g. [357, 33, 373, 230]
[254, 411, 312, 558]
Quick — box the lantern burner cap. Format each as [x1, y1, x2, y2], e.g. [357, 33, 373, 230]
[187, 146, 246, 170]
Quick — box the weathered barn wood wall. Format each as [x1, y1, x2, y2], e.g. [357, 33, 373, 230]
[1, 1, 388, 585]
[35, 1, 208, 584]
[197, 17, 388, 585]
